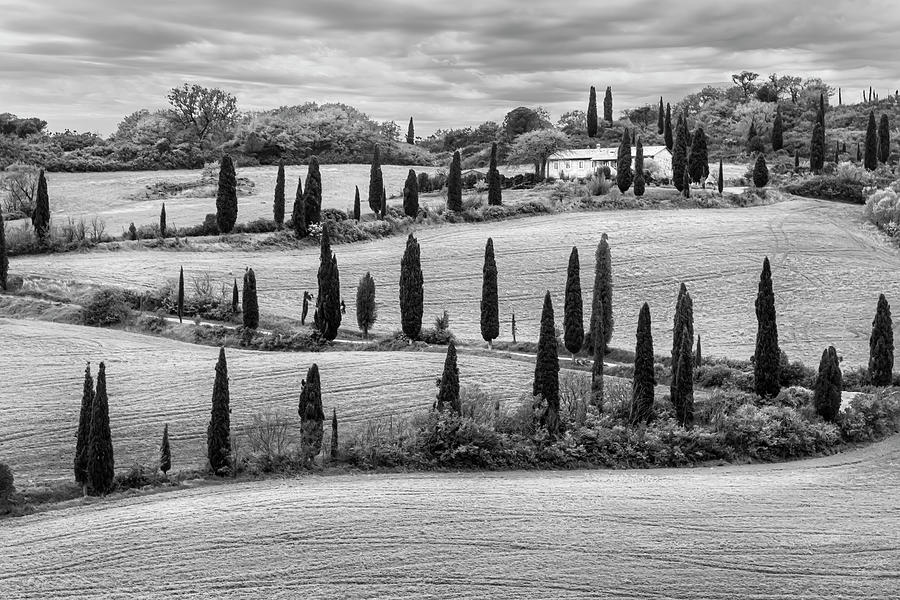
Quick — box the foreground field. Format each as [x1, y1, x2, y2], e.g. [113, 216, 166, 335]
[3, 436, 898, 598]
[12, 198, 900, 367]
[0, 318, 544, 484]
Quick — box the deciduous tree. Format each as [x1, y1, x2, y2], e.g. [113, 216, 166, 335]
[167, 83, 238, 145]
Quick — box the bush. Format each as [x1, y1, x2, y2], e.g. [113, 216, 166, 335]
[784, 174, 866, 204]
[238, 410, 298, 473]
[838, 390, 900, 443]
[81, 288, 132, 326]
[718, 404, 840, 460]
[421, 310, 454, 345]
[864, 186, 900, 231]
[114, 463, 165, 491]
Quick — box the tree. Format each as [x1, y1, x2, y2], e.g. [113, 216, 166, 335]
[623, 105, 656, 134]
[330, 408, 339, 458]
[502, 106, 549, 140]
[314, 227, 342, 340]
[208, 348, 231, 474]
[435, 341, 461, 414]
[400, 233, 424, 339]
[356, 272, 377, 338]
[0, 208, 7, 291]
[177, 266, 184, 323]
[487, 142, 502, 206]
[368, 145, 384, 213]
[747, 121, 758, 147]
[87, 362, 115, 495]
[817, 92, 826, 127]
[215, 155, 237, 233]
[587, 86, 598, 138]
[878, 114, 891, 164]
[771, 106, 784, 151]
[447, 151, 462, 211]
[864, 111, 878, 170]
[298, 363, 325, 463]
[657, 97, 665, 135]
[353, 186, 361, 222]
[292, 176, 307, 238]
[563, 246, 584, 356]
[633, 138, 645, 197]
[534, 291, 560, 435]
[810, 122, 825, 173]
[74, 362, 94, 491]
[481, 238, 499, 348]
[242, 268, 259, 329]
[590, 293, 605, 409]
[672, 114, 688, 192]
[754, 257, 781, 398]
[380, 187, 387, 219]
[631, 303, 655, 425]
[753, 154, 769, 188]
[304, 156, 323, 224]
[274, 161, 285, 226]
[688, 127, 709, 185]
[507, 129, 570, 179]
[732, 71, 760, 100]
[869, 294, 894, 386]
[159, 203, 167, 238]
[814, 346, 842, 423]
[615, 129, 633, 193]
[159, 424, 171, 475]
[403, 169, 419, 217]
[231, 279, 239, 314]
[406, 117, 415, 145]
[167, 83, 238, 145]
[717, 159, 724, 195]
[695, 335, 703, 367]
[663, 103, 673, 151]
[670, 283, 694, 408]
[673, 325, 694, 428]
[682, 169, 691, 198]
[32, 169, 50, 242]
[603, 86, 613, 123]
[794, 149, 800, 170]
[586, 234, 613, 352]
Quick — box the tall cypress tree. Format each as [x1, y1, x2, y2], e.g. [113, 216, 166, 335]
[695, 335, 703, 367]
[657, 97, 665, 135]
[380, 187, 387, 219]
[753, 154, 769, 188]
[292, 176, 307, 238]
[406, 117, 415, 145]
[814, 346, 842, 423]
[403, 168, 419, 217]
[304, 155, 323, 224]
[274, 161, 285, 226]
[0, 208, 8, 291]
[603, 86, 613, 123]
[356, 271, 377, 339]
[330, 408, 339, 458]
[480, 238, 499, 348]
[298, 363, 325, 462]
[670, 283, 694, 408]
[436, 340, 460, 414]
[878, 114, 891, 164]
[563, 246, 584, 356]
[447, 150, 462, 210]
[177, 266, 184, 323]
[816, 92, 826, 127]
[242, 268, 259, 329]
[771, 106, 784, 151]
[674, 325, 694, 428]
[633, 137, 645, 197]
[353, 185, 361, 222]
[208, 347, 231, 474]
[586, 235, 612, 353]
[590, 294, 604, 409]
[754, 257, 781, 398]
[231, 279, 239, 314]
[688, 127, 708, 184]
[869, 294, 894, 386]
[615, 129, 633, 193]
[159, 423, 171, 475]
[717, 159, 724, 195]
[159, 203, 167, 238]
[663, 103, 673, 151]
[682, 168, 691, 199]
[864, 111, 878, 170]
[32, 169, 50, 242]
[215, 155, 238, 233]
[631, 303, 655, 425]
[672, 114, 688, 192]
[87, 362, 114, 495]
[587, 86, 598, 137]
[810, 122, 825, 173]
[487, 142, 502, 206]
[74, 362, 94, 490]
[314, 226, 341, 340]
[368, 145, 384, 213]
[534, 291, 560, 435]
[400, 233, 424, 339]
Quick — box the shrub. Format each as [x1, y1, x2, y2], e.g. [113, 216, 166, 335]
[241, 410, 297, 473]
[784, 174, 866, 204]
[82, 288, 132, 326]
[114, 463, 165, 491]
[718, 404, 839, 460]
[864, 187, 900, 230]
[838, 390, 900, 443]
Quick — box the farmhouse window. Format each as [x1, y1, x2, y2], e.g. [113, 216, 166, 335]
[578, 161, 583, 169]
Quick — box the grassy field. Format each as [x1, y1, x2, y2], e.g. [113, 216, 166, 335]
[10, 198, 900, 368]
[3, 435, 897, 598]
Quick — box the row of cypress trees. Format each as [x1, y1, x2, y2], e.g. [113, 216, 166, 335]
[586, 86, 614, 137]
[73, 362, 115, 495]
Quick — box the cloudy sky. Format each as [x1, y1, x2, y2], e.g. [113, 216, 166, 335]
[1, 0, 897, 136]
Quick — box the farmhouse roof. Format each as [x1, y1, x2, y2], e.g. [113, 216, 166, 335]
[549, 145, 671, 161]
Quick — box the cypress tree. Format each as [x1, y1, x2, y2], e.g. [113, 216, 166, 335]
[869, 294, 894, 386]
[177, 266, 184, 323]
[208, 347, 231, 474]
[663, 103, 673, 151]
[74, 362, 94, 490]
[603, 86, 613, 123]
[32, 169, 50, 242]
[673, 325, 694, 428]
[399, 233, 424, 339]
[215, 155, 238, 233]
[298, 363, 325, 462]
[242, 268, 259, 329]
[753, 154, 769, 188]
[487, 142, 502, 206]
[330, 408, 339, 458]
[534, 291, 560, 435]
[314, 226, 342, 340]
[480, 238, 499, 348]
[814, 346, 842, 423]
[717, 159, 724, 195]
[292, 176, 307, 238]
[160, 203, 167, 238]
[563, 246, 584, 356]
[794, 149, 800, 170]
[87, 362, 115, 495]
[436, 340, 461, 414]
[0, 208, 8, 291]
[274, 161, 285, 226]
[817, 93, 826, 126]
[406, 117, 415, 145]
[231, 279, 239, 314]
[633, 137, 645, 197]
[631, 303, 655, 425]
[304, 155, 323, 224]
[380, 186, 387, 219]
[856, 141, 861, 162]
[356, 271, 377, 338]
[587, 86, 598, 137]
[865, 111, 878, 170]
[695, 335, 702, 367]
[672, 114, 688, 192]
[586, 236, 612, 353]
[682, 169, 691, 199]
[353, 185, 361, 222]
[159, 423, 171, 475]
[403, 168, 419, 217]
[810, 122, 825, 173]
[878, 114, 890, 164]
[688, 127, 709, 184]
[590, 293, 604, 409]
[771, 106, 784, 151]
[657, 97, 665, 135]
[368, 145, 384, 213]
[754, 257, 781, 398]
[615, 129, 633, 193]
[670, 284, 694, 407]
[447, 150, 463, 210]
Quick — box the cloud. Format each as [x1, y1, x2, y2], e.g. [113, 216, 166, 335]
[0, 0, 898, 135]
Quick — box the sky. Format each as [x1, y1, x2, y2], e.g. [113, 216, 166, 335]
[1, 0, 898, 137]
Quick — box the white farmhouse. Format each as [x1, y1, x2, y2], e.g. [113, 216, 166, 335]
[547, 144, 673, 180]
